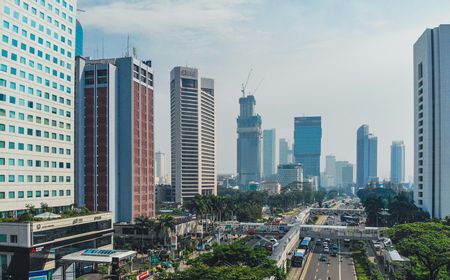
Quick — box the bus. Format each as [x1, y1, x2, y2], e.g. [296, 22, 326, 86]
[299, 237, 312, 252]
[292, 249, 306, 267]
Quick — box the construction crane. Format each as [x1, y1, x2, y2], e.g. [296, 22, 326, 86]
[250, 78, 264, 96]
[77, 9, 86, 13]
[241, 69, 253, 97]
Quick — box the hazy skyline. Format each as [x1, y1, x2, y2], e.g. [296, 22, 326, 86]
[78, 0, 450, 181]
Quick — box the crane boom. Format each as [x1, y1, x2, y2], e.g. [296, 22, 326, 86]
[241, 68, 253, 97]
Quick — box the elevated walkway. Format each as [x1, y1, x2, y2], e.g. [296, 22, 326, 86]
[309, 207, 365, 216]
[299, 224, 383, 240]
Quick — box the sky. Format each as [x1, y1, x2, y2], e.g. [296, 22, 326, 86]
[77, 0, 450, 181]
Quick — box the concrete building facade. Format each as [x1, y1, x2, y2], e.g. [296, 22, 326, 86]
[0, 0, 77, 216]
[75, 57, 155, 222]
[277, 163, 303, 188]
[170, 67, 216, 203]
[413, 25, 450, 218]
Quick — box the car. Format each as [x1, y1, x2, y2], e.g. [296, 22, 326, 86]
[316, 239, 322, 246]
[319, 254, 328, 262]
[323, 241, 328, 247]
[332, 243, 338, 250]
[323, 247, 330, 253]
[331, 249, 338, 256]
[325, 238, 331, 243]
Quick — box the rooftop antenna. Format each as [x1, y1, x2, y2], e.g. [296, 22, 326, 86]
[125, 34, 130, 57]
[102, 38, 104, 58]
[241, 68, 253, 97]
[132, 47, 137, 58]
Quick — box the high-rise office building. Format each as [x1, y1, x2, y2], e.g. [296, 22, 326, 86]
[170, 67, 216, 203]
[277, 163, 303, 188]
[414, 25, 450, 218]
[0, 0, 77, 216]
[263, 129, 276, 178]
[155, 151, 168, 185]
[335, 160, 352, 186]
[237, 95, 262, 185]
[324, 155, 336, 187]
[390, 141, 405, 184]
[356, 125, 378, 188]
[279, 138, 290, 165]
[75, 56, 155, 222]
[294, 116, 322, 178]
[75, 20, 83, 56]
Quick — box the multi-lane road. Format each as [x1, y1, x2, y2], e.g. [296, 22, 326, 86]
[289, 200, 359, 280]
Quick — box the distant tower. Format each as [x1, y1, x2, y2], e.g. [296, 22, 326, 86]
[237, 95, 262, 185]
[356, 125, 378, 187]
[155, 152, 167, 185]
[294, 116, 322, 178]
[390, 141, 405, 184]
[170, 67, 216, 203]
[279, 138, 290, 165]
[263, 129, 276, 178]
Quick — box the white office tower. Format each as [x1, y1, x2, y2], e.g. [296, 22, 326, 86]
[155, 151, 168, 185]
[0, 0, 77, 216]
[170, 67, 216, 203]
[414, 24, 450, 218]
[324, 155, 336, 187]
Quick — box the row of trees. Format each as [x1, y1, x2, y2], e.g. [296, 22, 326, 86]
[386, 222, 450, 280]
[357, 187, 429, 226]
[156, 242, 285, 280]
[187, 185, 330, 223]
[115, 215, 176, 253]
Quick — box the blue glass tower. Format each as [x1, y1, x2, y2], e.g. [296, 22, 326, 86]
[237, 95, 262, 185]
[76, 20, 84, 56]
[294, 116, 322, 178]
[356, 125, 378, 187]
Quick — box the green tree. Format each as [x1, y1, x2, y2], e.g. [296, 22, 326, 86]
[386, 222, 450, 280]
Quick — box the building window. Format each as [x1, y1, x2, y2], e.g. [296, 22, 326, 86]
[418, 62, 423, 79]
[0, 235, 6, 243]
[10, 235, 17, 243]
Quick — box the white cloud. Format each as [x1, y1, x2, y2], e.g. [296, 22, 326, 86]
[78, 0, 253, 43]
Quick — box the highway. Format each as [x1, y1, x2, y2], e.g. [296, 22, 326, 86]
[289, 199, 359, 280]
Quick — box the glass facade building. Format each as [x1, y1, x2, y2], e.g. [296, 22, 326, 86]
[237, 95, 262, 185]
[75, 19, 83, 56]
[390, 141, 405, 184]
[356, 125, 377, 187]
[294, 116, 322, 178]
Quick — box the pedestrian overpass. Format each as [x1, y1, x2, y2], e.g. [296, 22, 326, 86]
[309, 208, 366, 216]
[299, 225, 383, 240]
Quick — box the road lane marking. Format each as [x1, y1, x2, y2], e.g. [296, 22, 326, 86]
[338, 239, 342, 280]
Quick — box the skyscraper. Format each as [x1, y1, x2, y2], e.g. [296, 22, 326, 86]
[155, 151, 168, 185]
[0, 0, 77, 216]
[294, 116, 322, 178]
[335, 160, 353, 187]
[390, 141, 405, 184]
[75, 56, 155, 222]
[75, 20, 83, 56]
[237, 95, 262, 185]
[324, 155, 336, 187]
[263, 129, 276, 178]
[414, 25, 450, 218]
[279, 138, 290, 165]
[356, 125, 378, 188]
[171, 67, 216, 203]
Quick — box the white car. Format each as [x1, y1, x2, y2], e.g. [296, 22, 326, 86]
[323, 246, 330, 253]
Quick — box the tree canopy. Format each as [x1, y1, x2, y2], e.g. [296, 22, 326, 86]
[386, 222, 450, 280]
[156, 243, 285, 280]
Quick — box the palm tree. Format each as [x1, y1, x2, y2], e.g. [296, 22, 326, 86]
[158, 215, 175, 248]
